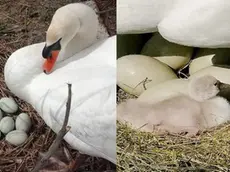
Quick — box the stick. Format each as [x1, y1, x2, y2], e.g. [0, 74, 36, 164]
[96, 8, 115, 14]
[31, 83, 72, 172]
[177, 60, 192, 79]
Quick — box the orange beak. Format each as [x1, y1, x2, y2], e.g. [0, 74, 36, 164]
[43, 50, 59, 74]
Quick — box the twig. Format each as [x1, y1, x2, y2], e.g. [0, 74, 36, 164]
[31, 83, 72, 172]
[177, 60, 192, 79]
[134, 77, 152, 91]
[1, 13, 20, 24]
[142, 77, 152, 90]
[96, 8, 115, 14]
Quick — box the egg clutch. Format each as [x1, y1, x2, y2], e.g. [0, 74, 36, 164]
[0, 97, 32, 146]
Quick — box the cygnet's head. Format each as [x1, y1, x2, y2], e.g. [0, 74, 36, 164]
[188, 75, 224, 102]
[42, 3, 98, 74]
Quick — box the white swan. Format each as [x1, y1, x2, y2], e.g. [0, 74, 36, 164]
[118, 0, 230, 48]
[118, 75, 230, 136]
[4, 3, 116, 165]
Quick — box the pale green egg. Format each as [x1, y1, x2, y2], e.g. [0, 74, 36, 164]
[6, 130, 28, 146]
[0, 97, 18, 114]
[15, 113, 32, 133]
[0, 116, 15, 134]
[141, 32, 193, 70]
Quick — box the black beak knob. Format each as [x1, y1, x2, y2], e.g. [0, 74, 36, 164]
[42, 38, 62, 59]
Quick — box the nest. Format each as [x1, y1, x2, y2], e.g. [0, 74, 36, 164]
[0, 0, 115, 171]
[117, 87, 230, 172]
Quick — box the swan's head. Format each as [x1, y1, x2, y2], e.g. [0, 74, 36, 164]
[188, 75, 228, 102]
[42, 3, 97, 74]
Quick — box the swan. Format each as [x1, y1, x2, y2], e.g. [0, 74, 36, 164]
[117, 75, 230, 136]
[118, 0, 230, 48]
[117, 0, 174, 34]
[4, 2, 116, 168]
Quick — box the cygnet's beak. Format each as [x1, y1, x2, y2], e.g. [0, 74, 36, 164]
[42, 38, 61, 74]
[217, 81, 230, 102]
[217, 81, 230, 90]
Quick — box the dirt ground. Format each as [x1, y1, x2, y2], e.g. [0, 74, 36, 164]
[0, 0, 115, 171]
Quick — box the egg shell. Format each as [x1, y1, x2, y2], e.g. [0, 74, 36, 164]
[0, 97, 18, 114]
[0, 116, 15, 134]
[6, 130, 28, 146]
[16, 113, 32, 133]
[117, 54, 177, 96]
[189, 48, 230, 75]
[189, 66, 230, 84]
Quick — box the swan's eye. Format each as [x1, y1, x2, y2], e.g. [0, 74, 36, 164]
[214, 82, 218, 86]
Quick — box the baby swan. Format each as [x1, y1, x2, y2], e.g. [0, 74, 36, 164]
[117, 75, 230, 136]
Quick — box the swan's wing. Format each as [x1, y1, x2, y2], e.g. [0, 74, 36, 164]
[5, 37, 117, 163]
[30, 66, 116, 163]
[68, 83, 116, 163]
[117, 0, 174, 34]
[158, 0, 230, 48]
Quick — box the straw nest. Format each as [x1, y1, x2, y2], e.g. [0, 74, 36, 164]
[0, 0, 115, 171]
[117, 88, 230, 172]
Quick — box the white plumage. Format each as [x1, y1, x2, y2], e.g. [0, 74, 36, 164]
[118, 0, 230, 48]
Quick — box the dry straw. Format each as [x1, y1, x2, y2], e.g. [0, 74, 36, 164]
[117, 88, 230, 172]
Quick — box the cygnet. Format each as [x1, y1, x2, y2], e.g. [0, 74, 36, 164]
[117, 75, 230, 136]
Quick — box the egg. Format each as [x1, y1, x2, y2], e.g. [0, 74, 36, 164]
[117, 34, 152, 58]
[117, 54, 177, 96]
[5, 130, 28, 146]
[15, 113, 32, 133]
[0, 116, 15, 134]
[141, 32, 193, 70]
[0, 97, 18, 114]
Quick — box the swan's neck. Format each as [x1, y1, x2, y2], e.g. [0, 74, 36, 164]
[57, 16, 98, 62]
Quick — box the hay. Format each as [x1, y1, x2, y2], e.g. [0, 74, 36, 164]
[117, 88, 230, 172]
[0, 0, 115, 171]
